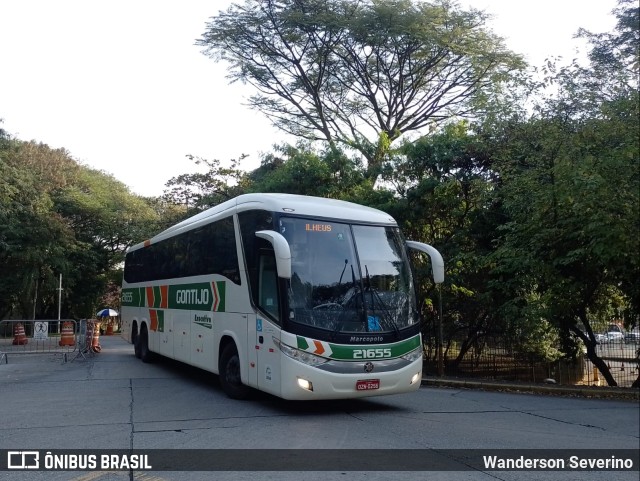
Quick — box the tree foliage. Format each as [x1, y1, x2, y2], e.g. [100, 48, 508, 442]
[382, 122, 506, 366]
[162, 154, 248, 217]
[0, 137, 160, 319]
[199, 0, 522, 179]
[247, 142, 368, 198]
[484, 0, 639, 386]
[0, 139, 76, 319]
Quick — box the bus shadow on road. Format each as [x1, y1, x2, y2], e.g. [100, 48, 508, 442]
[144, 354, 405, 415]
[261, 396, 406, 416]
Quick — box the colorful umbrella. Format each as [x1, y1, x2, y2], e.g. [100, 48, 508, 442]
[96, 308, 119, 317]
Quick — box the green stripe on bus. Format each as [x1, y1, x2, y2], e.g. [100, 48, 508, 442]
[329, 335, 420, 360]
[123, 282, 226, 312]
[297, 337, 310, 350]
[121, 287, 146, 307]
[296, 334, 420, 360]
[153, 285, 162, 308]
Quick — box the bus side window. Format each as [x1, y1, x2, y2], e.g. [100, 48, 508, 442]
[238, 209, 278, 317]
[258, 250, 279, 321]
[183, 217, 241, 284]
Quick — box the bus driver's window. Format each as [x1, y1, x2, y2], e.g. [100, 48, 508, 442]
[258, 251, 279, 321]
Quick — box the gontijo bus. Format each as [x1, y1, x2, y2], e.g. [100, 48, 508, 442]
[121, 193, 444, 400]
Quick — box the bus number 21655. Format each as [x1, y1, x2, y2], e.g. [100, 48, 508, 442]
[353, 348, 392, 359]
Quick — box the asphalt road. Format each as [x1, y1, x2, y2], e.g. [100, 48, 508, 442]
[1, 335, 638, 481]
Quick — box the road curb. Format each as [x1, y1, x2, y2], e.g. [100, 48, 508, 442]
[421, 377, 640, 402]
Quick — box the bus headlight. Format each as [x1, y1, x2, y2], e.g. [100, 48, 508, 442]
[400, 347, 423, 363]
[273, 338, 329, 367]
[297, 377, 314, 391]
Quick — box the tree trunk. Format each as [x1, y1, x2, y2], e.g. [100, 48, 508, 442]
[449, 332, 479, 370]
[570, 321, 618, 387]
[583, 341, 618, 387]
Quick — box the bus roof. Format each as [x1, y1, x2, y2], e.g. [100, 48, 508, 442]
[130, 193, 398, 251]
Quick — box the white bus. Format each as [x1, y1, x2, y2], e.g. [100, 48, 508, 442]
[121, 193, 443, 400]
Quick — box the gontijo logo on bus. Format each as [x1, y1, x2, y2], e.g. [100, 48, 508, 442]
[171, 282, 225, 311]
[121, 281, 226, 312]
[175, 288, 208, 305]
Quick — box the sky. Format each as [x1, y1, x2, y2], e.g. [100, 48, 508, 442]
[0, 0, 619, 197]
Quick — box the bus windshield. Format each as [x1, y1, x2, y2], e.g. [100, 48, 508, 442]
[279, 217, 417, 335]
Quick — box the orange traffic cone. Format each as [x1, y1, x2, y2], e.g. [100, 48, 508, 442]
[12, 322, 28, 345]
[59, 321, 75, 346]
[92, 321, 101, 353]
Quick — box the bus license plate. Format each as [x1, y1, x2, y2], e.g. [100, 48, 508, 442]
[356, 379, 380, 391]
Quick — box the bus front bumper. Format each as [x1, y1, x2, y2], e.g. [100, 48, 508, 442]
[279, 356, 422, 400]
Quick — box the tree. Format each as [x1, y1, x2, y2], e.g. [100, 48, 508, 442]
[0, 138, 78, 319]
[247, 142, 368, 198]
[491, 109, 638, 386]
[577, 0, 638, 94]
[485, 0, 639, 385]
[54, 167, 159, 261]
[382, 122, 506, 368]
[0, 136, 162, 320]
[198, 0, 523, 180]
[53, 167, 162, 317]
[162, 154, 249, 215]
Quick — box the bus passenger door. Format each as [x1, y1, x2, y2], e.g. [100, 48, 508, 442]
[246, 313, 258, 388]
[255, 252, 282, 396]
[255, 316, 281, 395]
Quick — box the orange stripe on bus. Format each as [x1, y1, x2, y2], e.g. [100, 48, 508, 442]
[146, 287, 154, 308]
[149, 310, 158, 331]
[160, 285, 168, 308]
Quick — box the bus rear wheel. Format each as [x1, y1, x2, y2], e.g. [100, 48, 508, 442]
[219, 343, 250, 400]
[139, 325, 154, 363]
[133, 328, 141, 359]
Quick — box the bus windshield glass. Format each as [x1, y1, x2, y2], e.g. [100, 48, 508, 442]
[279, 217, 417, 334]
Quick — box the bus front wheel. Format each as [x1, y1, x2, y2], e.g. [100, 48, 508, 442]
[219, 343, 250, 400]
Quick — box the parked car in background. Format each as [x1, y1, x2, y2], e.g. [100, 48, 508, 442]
[594, 331, 624, 344]
[604, 331, 624, 343]
[624, 328, 640, 344]
[594, 332, 607, 344]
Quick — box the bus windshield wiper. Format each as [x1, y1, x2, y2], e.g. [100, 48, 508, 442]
[364, 265, 400, 338]
[338, 258, 348, 285]
[330, 264, 364, 340]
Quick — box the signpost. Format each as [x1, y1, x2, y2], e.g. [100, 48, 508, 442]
[33, 321, 49, 340]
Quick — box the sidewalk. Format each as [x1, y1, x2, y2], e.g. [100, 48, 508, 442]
[421, 375, 640, 401]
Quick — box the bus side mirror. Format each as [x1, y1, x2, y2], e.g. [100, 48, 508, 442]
[256, 230, 292, 279]
[406, 241, 444, 284]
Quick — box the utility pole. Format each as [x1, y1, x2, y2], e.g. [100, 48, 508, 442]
[57, 274, 63, 320]
[437, 284, 444, 377]
[32, 275, 38, 320]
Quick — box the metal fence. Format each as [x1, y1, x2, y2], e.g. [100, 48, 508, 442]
[423, 335, 640, 388]
[0, 319, 78, 363]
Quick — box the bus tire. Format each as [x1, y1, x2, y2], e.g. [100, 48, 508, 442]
[133, 329, 141, 359]
[219, 343, 250, 400]
[139, 326, 154, 363]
